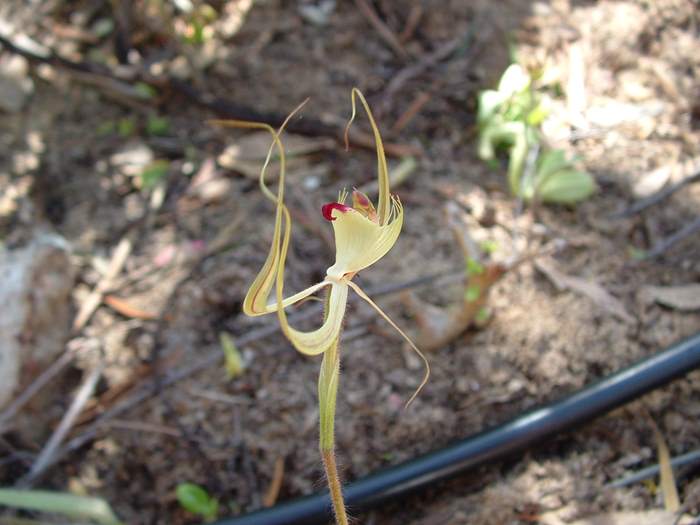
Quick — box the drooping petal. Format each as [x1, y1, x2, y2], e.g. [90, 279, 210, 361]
[346, 280, 429, 408]
[238, 123, 288, 317]
[325, 196, 403, 280]
[345, 88, 391, 225]
[225, 102, 313, 318]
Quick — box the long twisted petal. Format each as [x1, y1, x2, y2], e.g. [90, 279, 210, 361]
[344, 88, 391, 225]
[346, 280, 429, 407]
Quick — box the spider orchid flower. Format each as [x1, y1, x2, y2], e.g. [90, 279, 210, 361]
[238, 89, 429, 405]
[217, 89, 428, 525]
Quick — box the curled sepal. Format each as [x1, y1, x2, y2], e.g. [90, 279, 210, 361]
[216, 102, 313, 318]
[344, 88, 391, 225]
[325, 196, 403, 280]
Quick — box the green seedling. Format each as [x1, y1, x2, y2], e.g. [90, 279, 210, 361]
[134, 82, 157, 100]
[117, 117, 136, 137]
[477, 63, 595, 204]
[0, 488, 122, 525]
[183, 4, 217, 44]
[147, 115, 171, 136]
[214, 89, 429, 525]
[139, 160, 170, 190]
[219, 332, 244, 379]
[176, 483, 218, 522]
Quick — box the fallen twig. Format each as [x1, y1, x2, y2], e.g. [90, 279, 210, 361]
[73, 236, 133, 332]
[644, 216, 700, 260]
[18, 364, 103, 487]
[391, 90, 432, 133]
[105, 419, 181, 438]
[378, 22, 483, 113]
[398, 5, 423, 44]
[263, 457, 285, 507]
[0, 349, 76, 434]
[606, 448, 700, 489]
[353, 0, 408, 60]
[535, 257, 636, 324]
[612, 161, 700, 219]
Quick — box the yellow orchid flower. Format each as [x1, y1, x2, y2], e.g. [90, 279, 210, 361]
[239, 89, 428, 392]
[217, 89, 428, 525]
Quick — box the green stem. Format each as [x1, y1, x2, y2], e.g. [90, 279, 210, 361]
[318, 339, 348, 525]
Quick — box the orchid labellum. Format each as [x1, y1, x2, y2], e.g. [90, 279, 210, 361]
[218, 89, 428, 524]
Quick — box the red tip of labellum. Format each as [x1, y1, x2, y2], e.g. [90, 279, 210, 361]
[322, 202, 352, 221]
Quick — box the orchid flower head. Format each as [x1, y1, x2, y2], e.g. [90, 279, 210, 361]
[223, 88, 428, 405]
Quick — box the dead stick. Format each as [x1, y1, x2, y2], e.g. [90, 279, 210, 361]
[398, 5, 423, 44]
[613, 170, 700, 218]
[263, 457, 285, 507]
[18, 364, 103, 487]
[644, 216, 700, 259]
[73, 236, 133, 332]
[0, 350, 76, 433]
[379, 34, 464, 111]
[353, 0, 408, 60]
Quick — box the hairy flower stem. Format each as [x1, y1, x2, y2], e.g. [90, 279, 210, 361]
[318, 338, 348, 525]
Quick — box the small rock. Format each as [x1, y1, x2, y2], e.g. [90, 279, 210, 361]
[0, 232, 75, 409]
[110, 142, 154, 176]
[0, 55, 34, 113]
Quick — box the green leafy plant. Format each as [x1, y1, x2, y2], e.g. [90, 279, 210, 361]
[477, 63, 595, 204]
[0, 488, 122, 525]
[175, 483, 218, 522]
[139, 159, 170, 190]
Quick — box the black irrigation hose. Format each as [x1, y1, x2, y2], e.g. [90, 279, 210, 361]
[215, 332, 700, 525]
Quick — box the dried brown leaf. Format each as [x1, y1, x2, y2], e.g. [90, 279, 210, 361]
[642, 284, 700, 311]
[651, 421, 681, 512]
[535, 258, 635, 324]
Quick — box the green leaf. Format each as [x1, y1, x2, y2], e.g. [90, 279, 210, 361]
[628, 246, 647, 260]
[92, 18, 114, 38]
[474, 307, 491, 325]
[466, 258, 484, 277]
[0, 489, 122, 525]
[176, 483, 218, 521]
[117, 118, 136, 137]
[465, 284, 481, 302]
[479, 240, 499, 255]
[526, 100, 549, 126]
[140, 160, 170, 190]
[537, 169, 596, 204]
[147, 116, 170, 136]
[536, 149, 570, 181]
[134, 82, 157, 100]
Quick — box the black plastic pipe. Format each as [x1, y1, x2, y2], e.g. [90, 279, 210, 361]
[216, 332, 700, 525]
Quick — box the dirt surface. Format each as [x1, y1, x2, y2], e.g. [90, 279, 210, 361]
[1, 1, 699, 524]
